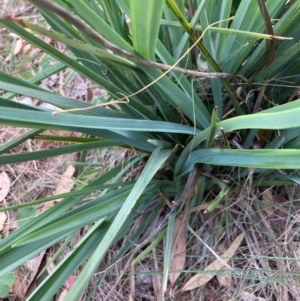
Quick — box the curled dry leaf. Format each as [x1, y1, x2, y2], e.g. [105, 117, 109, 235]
[169, 216, 186, 287]
[181, 232, 246, 292]
[0, 212, 7, 231]
[0, 171, 11, 202]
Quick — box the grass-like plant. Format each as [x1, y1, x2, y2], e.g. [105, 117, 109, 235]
[1, 0, 300, 300]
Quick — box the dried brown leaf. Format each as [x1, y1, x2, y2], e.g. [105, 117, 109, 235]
[0, 212, 7, 231]
[3, 211, 18, 232]
[46, 254, 57, 274]
[86, 87, 93, 102]
[262, 189, 273, 203]
[24, 251, 45, 295]
[169, 216, 186, 286]
[216, 266, 232, 287]
[181, 232, 246, 291]
[240, 291, 267, 301]
[0, 171, 11, 202]
[27, 47, 41, 57]
[14, 38, 23, 55]
[9, 32, 19, 38]
[41, 165, 75, 212]
[21, 42, 31, 54]
[4, 53, 11, 62]
[128, 295, 135, 301]
[53, 165, 75, 198]
[12, 270, 25, 300]
[152, 273, 162, 298]
[25, 252, 45, 274]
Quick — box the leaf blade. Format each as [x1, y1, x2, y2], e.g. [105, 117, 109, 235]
[131, 0, 164, 59]
[64, 147, 173, 300]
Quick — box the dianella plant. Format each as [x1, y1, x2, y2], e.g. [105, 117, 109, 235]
[1, 0, 300, 300]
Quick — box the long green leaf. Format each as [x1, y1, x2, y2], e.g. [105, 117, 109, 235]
[176, 99, 300, 175]
[0, 232, 76, 277]
[0, 107, 198, 135]
[0, 18, 129, 98]
[0, 82, 131, 119]
[181, 149, 300, 174]
[64, 147, 173, 300]
[0, 161, 136, 253]
[12, 189, 131, 247]
[163, 207, 176, 292]
[0, 140, 122, 165]
[19, 20, 137, 69]
[26, 222, 110, 301]
[131, 0, 164, 60]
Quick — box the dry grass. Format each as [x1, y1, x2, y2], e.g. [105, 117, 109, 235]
[87, 184, 300, 301]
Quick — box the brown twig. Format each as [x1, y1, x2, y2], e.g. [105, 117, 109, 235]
[172, 164, 202, 207]
[26, 0, 240, 80]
